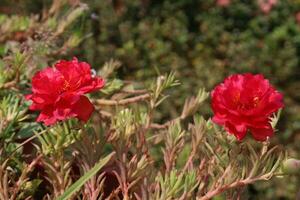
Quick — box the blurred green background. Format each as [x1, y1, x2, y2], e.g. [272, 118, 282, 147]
[0, 0, 299, 199]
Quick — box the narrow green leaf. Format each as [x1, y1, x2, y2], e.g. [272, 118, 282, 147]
[57, 152, 115, 200]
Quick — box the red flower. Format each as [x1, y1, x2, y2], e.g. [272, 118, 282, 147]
[26, 58, 105, 125]
[211, 73, 283, 141]
[258, 0, 277, 14]
[296, 12, 300, 25]
[216, 0, 231, 7]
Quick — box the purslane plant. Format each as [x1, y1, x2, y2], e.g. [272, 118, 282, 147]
[25, 57, 105, 125]
[0, 61, 299, 199]
[0, 2, 299, 199]
[211, 73, 284, 141]
[1, 58, 291, 199]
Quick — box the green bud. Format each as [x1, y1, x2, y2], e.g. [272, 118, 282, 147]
[282, 158, 300, 174]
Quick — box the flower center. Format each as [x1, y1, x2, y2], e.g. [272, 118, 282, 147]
[233, 94, 260, 110]
[62, 81, 71, 91]
[253, 96, 260, 107]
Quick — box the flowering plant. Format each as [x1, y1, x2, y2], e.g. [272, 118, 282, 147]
[16, 63, 293, 199]
[26, 58, 105, 125]
[0, 55, 298, 199]
[0, 1, 299, 199]
[211, 73, 283, 141]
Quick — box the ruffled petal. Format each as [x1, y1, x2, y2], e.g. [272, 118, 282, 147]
[249, 126, 274, 141]
[72, 95, 94, 122]
[76, 77, 105, 94]
[224, 122, 247, 141]
[36, 106, 57, 126]
[212, 115, 226, 125]
[53, 93, 80, 120]
[31, 67, 64, 95]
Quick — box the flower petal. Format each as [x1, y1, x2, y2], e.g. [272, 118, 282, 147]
[250, 126, 274, 141]
[36, 106, 57, 125]
[224, 122, 247, 141]
[72, 95, 94, 122]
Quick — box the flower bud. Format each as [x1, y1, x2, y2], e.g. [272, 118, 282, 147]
[282, 158, 300, 174]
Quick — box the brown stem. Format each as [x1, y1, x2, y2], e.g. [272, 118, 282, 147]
[120, 89, 148, 94]
[96, 107, 183, 131]
[10, 154, 42, 200]
[95, 94, 150, 106]
[149, 117, 182, 130]
[6, 129, 48, 163]
[198, 177, 269, 200]
[105, 186, 121, 200]
[0, 80, 17, 90]
[182, 149, 196, 172]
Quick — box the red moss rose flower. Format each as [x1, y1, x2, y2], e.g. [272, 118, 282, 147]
[216, 0, 231, 7]
[211, 73, 283, 141]
[26, 57, 105, 125]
